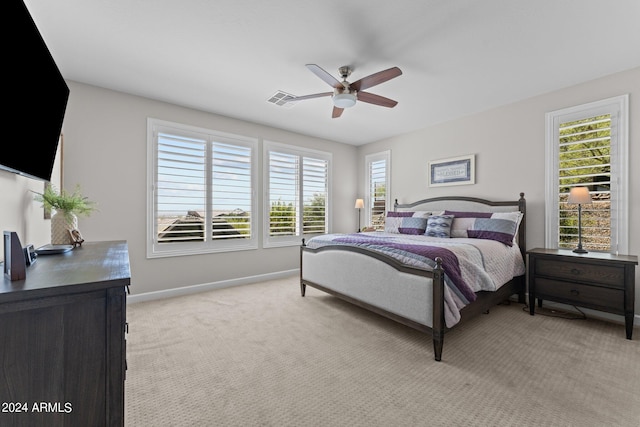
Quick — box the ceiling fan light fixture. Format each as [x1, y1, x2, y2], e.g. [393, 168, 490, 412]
[333, 92, 357, 108]
[287, 64, 401, 117]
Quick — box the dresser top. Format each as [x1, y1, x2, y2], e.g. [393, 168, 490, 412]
[527, 247, 638, 265]
[1, 240, 131, 302]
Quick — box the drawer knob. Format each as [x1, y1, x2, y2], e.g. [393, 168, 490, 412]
[571, 268, 581, 275]
[570, 289, 580, 296]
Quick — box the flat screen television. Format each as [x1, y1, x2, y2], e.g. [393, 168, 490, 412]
[0, 1, 70, 182]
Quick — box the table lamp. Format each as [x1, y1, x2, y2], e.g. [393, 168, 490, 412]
[567, 187, 592, 253]
[355, 198, 364, 232]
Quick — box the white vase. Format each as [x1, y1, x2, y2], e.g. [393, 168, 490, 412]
[51, 210, 78, 245]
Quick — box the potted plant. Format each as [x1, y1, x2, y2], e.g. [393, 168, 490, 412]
[34, 185, 97, 245]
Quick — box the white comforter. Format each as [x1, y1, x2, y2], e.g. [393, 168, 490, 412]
[305, 232, 526, 327]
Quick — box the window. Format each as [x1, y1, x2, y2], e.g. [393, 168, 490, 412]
[365, 151, 390, 230]
[545, 95, 629, 254]
[147, 119, 257, 257]
[263, 141, 331, 247]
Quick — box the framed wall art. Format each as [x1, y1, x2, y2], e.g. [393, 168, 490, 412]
[428, 154, 475, 187]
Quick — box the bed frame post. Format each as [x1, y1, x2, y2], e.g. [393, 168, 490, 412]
[432, 257, 445, 361]
[517, 192, 526, 259]
[517, 192, 527, 303]
[300, 239, 307, 297]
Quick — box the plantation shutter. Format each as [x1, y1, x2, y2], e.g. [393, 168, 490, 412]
[211, 142, 252, 240]
[547, 96, 628, 255]
[268, 151, 299, 236]
[156, 132, 207, 243]
[302, 156, 328, 235]
[149, 119, 258, 257]
[369, 158, 387, 230]
[557, 114, 612, 251]
[264, 142, 331, 246]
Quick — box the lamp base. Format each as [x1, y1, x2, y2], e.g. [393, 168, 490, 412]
[573, 247, 588, 254]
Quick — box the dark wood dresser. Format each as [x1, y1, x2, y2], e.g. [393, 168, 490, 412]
[0, 241, 130, 427]
[527, 248, 638, 339]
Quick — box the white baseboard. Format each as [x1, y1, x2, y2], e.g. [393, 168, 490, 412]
[127, 269, 299, 304]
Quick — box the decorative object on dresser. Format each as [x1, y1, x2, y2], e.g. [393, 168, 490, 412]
[33, 184, 97, 245]
[69, 228, 85, 247]
[527, 248, 638, 339]
[301, 193, 526, 361]
[354, 198, 364, 232]
[0, 241, 130, 426]
[3, 231, 26, 281]
[566, 187, 592, 253]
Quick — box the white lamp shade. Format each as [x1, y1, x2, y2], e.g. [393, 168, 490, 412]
[333, 93, 357, 108]
[354, 198, 364, 209]
[567, 187, 592, 204]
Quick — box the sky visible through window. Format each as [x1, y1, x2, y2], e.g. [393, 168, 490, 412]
[157, 133, 254, 218]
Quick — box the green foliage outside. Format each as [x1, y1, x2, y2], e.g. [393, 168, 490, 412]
[303, 193, 326, 234]
[558, 114, 611, 251]
[269, 193, 326, 236]
[270, 200, 296, 236]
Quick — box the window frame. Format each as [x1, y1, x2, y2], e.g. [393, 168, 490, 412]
[147, 118, 258, 258]
[364, 150, 391, 230]
[545, 95, 629, 254]
[263, 140, 332, 248]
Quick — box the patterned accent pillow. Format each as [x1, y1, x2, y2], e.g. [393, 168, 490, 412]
[485, 211, 523, 245]
[398, 217, 429, 235]
[425, 215, 454, 238]
[444, 210, 492, 238]
[443, 211, 522, 245]
[467, 217, 518, 246]
[385, 211, 412, 233]
[384, 212, 430, 234]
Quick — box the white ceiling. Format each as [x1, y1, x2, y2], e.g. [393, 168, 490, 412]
[25, 0, 640, 146]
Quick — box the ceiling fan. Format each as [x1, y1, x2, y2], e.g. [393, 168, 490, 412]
[286, 64, 402, 118]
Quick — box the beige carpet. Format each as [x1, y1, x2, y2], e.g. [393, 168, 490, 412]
[125, 275, 640, 426]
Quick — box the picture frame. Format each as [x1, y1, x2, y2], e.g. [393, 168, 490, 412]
[428, 154, 475, 187]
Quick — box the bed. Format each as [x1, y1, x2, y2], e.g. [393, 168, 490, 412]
[299, 193, 527, 361]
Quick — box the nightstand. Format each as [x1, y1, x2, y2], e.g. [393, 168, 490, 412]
[527, 248, 638, 339]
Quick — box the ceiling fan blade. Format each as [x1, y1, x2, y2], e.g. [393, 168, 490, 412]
[286, 92, 332, 102]
[357, 91, 398, 108]
[332, 106, 344, 118]
[306, 64, 343, 89]
[351, 66, 402, 92]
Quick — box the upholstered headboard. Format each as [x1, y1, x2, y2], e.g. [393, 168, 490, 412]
[394, 193, 526, 258]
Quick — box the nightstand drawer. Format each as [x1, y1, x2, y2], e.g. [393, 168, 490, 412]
[536, 278, 624, 313]
[535, 258, 624, 288]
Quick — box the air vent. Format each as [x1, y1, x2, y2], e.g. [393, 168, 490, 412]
[267, 91, 296, 108]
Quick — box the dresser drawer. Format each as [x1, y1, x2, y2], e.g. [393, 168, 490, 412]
[535, 258, 624, 288]
[535, 278, 624, 313]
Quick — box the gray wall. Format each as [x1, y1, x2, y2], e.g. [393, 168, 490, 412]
[47, 82, 358, 295]
[357, 66, 640, 315]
